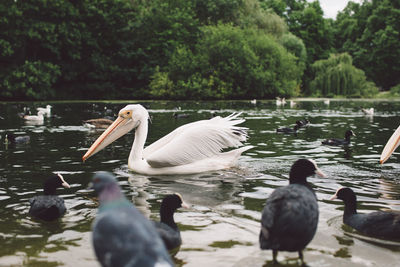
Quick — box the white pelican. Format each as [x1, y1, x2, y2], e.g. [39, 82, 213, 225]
[380, 125, 400, 164]
[37, 105, 52, 117]
[82, 104, 253, 175]
[24, 111, 45, 122]
[323, 99, 330, 105]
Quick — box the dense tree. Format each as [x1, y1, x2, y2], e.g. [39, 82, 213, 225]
[0, 0, 139, 100]
[0, 0, 397, 100]
[279, 33, 307, 73]
[260, 0, 335, 94]
[310, 53, 378, 98]
[335, 0, 400, 90]
[150, 24, 302, 99]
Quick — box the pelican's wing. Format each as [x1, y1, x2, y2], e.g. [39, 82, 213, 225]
[380, 125, 400, 164]
[143, 114, 249, 168]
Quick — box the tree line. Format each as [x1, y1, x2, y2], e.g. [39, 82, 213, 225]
[0, 0, 398, 100]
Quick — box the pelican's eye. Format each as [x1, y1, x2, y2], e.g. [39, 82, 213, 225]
[120, 111, 132, 118]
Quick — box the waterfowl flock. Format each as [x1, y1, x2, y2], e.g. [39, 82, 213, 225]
[3, 101, 400, 266]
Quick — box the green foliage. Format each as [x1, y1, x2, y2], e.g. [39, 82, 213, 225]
[1, 0, 395, 100]
[390, 84, 400, 97]
[238, 0, 287, 38]
[0, 0, 142, 100]
[310, 53, 378, 98]
[1, 61, 61, 100]
[260, 0, 335, 94]
[193, 0, 243, 25]
[280, 33, 306, 70]
[150, 24, 302, 99]
[261, 0, 334, 63]
[334, 0, 400, 90]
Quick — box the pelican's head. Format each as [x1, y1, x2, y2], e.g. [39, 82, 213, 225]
[82, 104, 149, 161]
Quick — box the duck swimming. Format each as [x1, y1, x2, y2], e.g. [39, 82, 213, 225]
[24, 111, 45, 122]
[29, 174, 70, 221]
[361, 108, 374, 116]
[296, 119, 310, 128]
[322, 130, 355, 146]
[83, 118, 114, 129]
[276, 124, 299, 134]
[153, 193, 189, 252]
[331, 187, 400, 241]
[5, 133, 30, 145]
[37, 105, 52, 117]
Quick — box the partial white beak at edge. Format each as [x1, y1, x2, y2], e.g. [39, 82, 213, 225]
[380, 125, 400, 164]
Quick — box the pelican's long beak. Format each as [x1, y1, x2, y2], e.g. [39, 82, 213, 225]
[82, 115, 133, 161]
[380, 125, 400, 164]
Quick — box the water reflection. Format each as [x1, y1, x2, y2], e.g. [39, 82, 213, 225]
[1, 100, 400, 266]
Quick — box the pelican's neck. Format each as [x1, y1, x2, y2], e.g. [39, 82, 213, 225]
[129, 119, 148, 163]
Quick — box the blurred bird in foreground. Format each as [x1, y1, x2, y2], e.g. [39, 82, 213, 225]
[90, 171, 173, 267]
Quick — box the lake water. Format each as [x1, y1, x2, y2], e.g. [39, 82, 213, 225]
[1, 100, 400, 267]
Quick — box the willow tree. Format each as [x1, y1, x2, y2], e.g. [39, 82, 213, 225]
[310, 53, 378, 97]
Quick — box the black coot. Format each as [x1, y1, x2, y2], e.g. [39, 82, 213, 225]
[276, 124, 299, 134]
[153, 193, 188, 252]
[296, 119, 310, 128]
[322, 130, 355, 146]
[90, 171, 173, 267]
[29, 174, 70, 221]
[259, 159, 325, 264]
[5, 133, 30, 145]
[331, 187, 400, 241]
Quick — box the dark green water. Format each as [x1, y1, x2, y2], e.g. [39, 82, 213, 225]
[1, 100, 399, 266]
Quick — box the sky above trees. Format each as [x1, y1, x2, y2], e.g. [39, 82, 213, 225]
[309, 0, 363, 18]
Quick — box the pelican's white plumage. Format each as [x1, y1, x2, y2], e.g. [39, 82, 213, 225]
[380, 125, 400, 164]
[83, 104, 253, 175]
